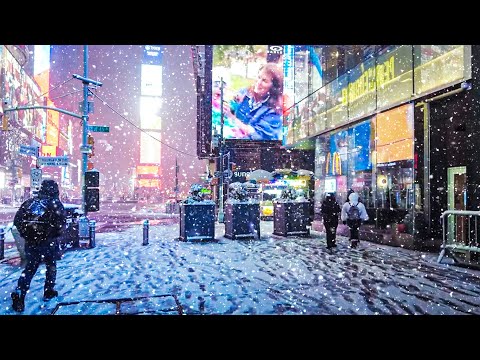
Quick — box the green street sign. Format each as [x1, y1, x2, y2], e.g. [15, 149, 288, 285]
[88, 125, 110, 133]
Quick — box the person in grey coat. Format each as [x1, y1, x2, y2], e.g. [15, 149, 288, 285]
[341, 191, 368, 248]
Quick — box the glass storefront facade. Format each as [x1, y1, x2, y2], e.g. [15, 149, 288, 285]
[288, 45, 472, 239]
[286, 45, 471, 144]
[314, 104, 415, 232]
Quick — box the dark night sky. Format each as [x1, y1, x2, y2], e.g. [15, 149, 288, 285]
[49, 45, 205, 199]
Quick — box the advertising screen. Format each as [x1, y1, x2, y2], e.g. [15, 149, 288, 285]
[141, 64, 162, 97]
[212, 45, 284, 141]
[376, 104, 414, 164]
[325, 178, 336, 193]
[351, 120, 372, 172]
[326, 120, 372, 175]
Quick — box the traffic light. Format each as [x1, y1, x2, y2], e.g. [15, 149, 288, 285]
[85, 169, 99, 187]
[87, 133, 95, 158]
[85, 169, 100, 212]
[85, 188, 100, 212]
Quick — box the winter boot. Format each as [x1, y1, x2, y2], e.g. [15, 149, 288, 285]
[43, 289, 58, 301]
[351, 239, 359, 248]
[11, 291, 25, 313]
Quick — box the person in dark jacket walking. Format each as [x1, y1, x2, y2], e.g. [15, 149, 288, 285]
[11, 179, 66, 313]
[321, 193, 341, 249]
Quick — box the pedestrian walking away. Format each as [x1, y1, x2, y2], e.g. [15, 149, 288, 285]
[321, 193, 341, 250]
[341, 191, 368, 249]
[11, 179, 67, 313]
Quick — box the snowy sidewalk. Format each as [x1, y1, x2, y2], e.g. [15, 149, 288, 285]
[1, 220, 480, 315]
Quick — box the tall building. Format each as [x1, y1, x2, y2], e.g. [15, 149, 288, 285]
[48, 45, 204, 202]
[0, 45, 74, 204]
[135, 45, 163, 201]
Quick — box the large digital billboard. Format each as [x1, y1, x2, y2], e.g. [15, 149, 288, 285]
[212, 45, 284, 141]
[139, 45, 163, 167]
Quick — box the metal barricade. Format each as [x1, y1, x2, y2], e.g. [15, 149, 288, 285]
[437, 210, 480, 267]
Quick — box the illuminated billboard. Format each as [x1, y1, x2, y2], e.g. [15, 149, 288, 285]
[212, 45, 284, 141]
[376, 104, 414, 164]
[326, 120, 372, 175]
[140, 96, 162, 130]
[3, 46, 45, 141]
[141, 64, 162, 97]
[140, 131, 161, 164]
[139, 45, 163, 172]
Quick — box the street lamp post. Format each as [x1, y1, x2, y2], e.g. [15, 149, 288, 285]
[217, 77, 225, 223]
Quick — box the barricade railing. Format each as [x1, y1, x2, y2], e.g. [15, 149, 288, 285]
[437, 210, 480, 266]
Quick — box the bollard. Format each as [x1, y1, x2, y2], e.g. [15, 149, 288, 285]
[0, 225, 5, 260]
[89, 220, 96, 248]
[143, 219, 149, 246]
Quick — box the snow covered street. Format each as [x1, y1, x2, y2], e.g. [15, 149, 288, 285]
[1, 220, 480, 315]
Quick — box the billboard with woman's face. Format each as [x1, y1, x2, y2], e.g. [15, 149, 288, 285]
[211, 45, 285, 141]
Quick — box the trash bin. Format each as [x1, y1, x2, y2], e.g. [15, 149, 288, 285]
[59, 204, 82, 250]
[179, 203, 215, 241]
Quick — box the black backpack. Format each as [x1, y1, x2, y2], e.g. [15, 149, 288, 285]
[17, 198, 52, 242]
[347, 203, 361, 221]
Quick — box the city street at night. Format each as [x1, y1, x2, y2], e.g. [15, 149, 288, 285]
[2, 45, 480, 318]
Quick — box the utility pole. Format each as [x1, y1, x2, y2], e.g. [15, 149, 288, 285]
[73, 45, 103, 216]
[218, 77, 225, 223]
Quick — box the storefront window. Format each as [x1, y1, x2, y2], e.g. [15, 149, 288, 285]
[374, 103, 415, 233]
[346, 120, 374, 207]
[315, 120, 373, 207]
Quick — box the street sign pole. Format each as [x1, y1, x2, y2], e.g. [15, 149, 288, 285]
[74, 46, 103, 217]
[81, 46, 89, 217]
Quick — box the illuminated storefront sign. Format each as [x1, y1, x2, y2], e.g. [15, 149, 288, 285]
[136, 164, 160, 175]
[136, 164, 161, 188]
[41, 145, 61, 157]
[414, 45, 471, 96]
[293, 45, 471, 143]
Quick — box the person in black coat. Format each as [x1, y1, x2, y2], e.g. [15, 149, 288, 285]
[11, 179, 66, 312]
[321, 193, 341, 249]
